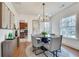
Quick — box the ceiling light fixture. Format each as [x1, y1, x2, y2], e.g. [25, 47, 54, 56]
[39, 3, 49, 22]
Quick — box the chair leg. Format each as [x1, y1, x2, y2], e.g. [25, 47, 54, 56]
[55, 50, 58, 57]
[50, 51, 58, 57]
[32, 46, 39, 52]
[35, 50, 37, 55]
[32, 48, 35, 52]
[32, 47, 44, 55]
[32, 46, 35, 52]
[57, 48, 61, 52]
[51, 51, 56, 57]
[53, 52, 55, 57]
[43, 52, 48, 57]
[32, 46, 37, 55]
[35, 51, 43, 55]
[32, 47, 36, 52]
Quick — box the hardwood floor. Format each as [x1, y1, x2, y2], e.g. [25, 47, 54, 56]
[12, 41, 79, 57]
[62, 45, 79, 57]
[13, 41, 31, 57]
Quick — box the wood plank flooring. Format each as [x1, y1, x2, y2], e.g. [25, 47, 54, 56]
[13, 42, 31, 57]
[13, 41, 79, 57]
[62, 45, 79, 57]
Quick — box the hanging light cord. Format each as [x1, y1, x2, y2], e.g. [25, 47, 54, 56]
[43, 3, 45, 22]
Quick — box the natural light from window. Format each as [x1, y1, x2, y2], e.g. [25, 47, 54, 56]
[60, 15, 76, 39]
[40, 22, 51, 33]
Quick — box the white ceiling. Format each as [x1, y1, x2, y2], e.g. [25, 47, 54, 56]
[12, 2, 76, 17]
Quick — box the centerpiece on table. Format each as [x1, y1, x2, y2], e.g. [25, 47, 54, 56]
[41, 32, 48, 37]
[41, 32, 48, 43]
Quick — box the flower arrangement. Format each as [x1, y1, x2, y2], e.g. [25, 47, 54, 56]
[41, 32, 48, 37]
[8, 32, 14, 40]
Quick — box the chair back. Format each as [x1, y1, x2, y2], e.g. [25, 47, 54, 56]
[31, 36, 41, 47]
[50, 34, 55, 36]
[49, 35, 62, 51]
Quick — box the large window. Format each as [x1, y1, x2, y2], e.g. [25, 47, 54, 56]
[60, 15, 76, 39]
[44, 22, 51, 33]
[40, 22, 51, 33]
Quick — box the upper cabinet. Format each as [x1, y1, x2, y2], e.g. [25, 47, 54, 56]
[0, 2, 16, 29]
[10, 12, 15, 29]
[0, 3, 2, 28]
[2, 3, 10, 29]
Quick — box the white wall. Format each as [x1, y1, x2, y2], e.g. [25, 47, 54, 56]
[51, 3, 79, 50]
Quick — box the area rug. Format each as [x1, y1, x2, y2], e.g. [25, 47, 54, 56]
[26, 45, 76, 57]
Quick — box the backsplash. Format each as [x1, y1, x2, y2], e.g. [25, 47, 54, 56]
[0, 29, 15, 42]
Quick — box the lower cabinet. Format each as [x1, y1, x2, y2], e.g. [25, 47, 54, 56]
[1, 39, 17, 57]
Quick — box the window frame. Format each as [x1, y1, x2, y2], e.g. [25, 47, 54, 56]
[60, 15, 76, 39]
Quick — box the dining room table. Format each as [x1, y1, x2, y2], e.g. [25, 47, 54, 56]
[31, 34, 61, 56]
[35, 34, 58, 41]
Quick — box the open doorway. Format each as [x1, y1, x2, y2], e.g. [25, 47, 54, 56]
[19, 21, 28, 39]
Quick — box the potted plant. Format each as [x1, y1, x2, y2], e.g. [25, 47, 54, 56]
[41, 32, 48, 37]
[41, 32, 48, 43]
[7, 32, 14, 40]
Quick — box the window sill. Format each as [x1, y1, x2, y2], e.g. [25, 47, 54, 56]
[62, 37, 77, 40]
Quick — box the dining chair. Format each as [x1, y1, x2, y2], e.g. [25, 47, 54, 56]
[50, 33, 55, 36]
[58, 35, 62, 52]
[44, 35, 62, 57]
[31, 36, 44, 55]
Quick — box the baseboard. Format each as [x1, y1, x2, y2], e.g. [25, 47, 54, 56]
[62, 44, 79, 51]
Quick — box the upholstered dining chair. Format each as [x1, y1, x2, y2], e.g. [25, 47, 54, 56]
[50, 33, 55, 36]
[31, 36, 43, 55]
[44, 35, 62, 57]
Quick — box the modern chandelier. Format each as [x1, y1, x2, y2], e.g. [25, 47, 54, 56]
[39, 3, 49, 22]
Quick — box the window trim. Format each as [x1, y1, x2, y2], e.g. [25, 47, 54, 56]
[60, 15, 76, 39]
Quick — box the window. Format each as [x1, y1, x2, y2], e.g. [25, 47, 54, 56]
[60, 15, 76, 39]
[44, 22, 51, 33]
[40, 22, 51, 33]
